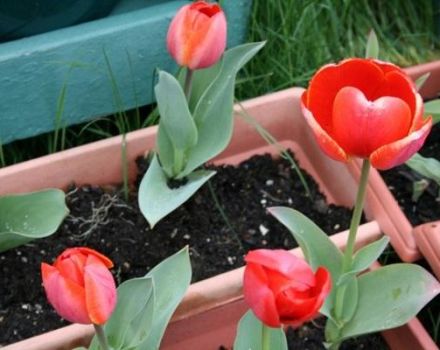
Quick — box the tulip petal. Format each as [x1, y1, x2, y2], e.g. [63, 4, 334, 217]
[243, 263, 281, 327]
[267, 269, 311, 294]
[332, 87, 412, 158]
[410, 93, 425, 132]
[55, 253, 86, 286]
[41, 263, 91, 324]
[166, 4, 188, 66]
[301, 93, 348, 162]
[370, 59, 403, 75]
[189, 11, 227, 69]
[374, 70, 416, 116]
[245, 249, 315, 287]
[370, 117, 432, 170]
[56, 247, 113, 269]
[312, 267, 332, 308]
[84, 255, 117, 325]
[276, 292, 317, 321]
[278, 267, 332, 326]
[306, 58, 385, 132]
[78, 247, 114, 268]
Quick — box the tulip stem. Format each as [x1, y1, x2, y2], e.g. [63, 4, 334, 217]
[342, 160, 371, 272]
[184, 68, 194, 100]
[262, 324, 271, 350]
[94, 324, 110, 350]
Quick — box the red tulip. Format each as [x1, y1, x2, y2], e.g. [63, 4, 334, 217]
[41, 247, 117, 325]
[301, 58, 432, 170]
[243, 249, 331, 328]
[166, 1, 227, 69]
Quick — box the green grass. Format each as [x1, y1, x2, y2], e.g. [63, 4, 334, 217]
[0, 0, 439, 167]
[236, 0, 440, 99]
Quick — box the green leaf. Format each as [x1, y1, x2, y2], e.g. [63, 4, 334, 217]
[138, 155, 215, 227]
[365, 30, 379, 59]
[157, 126, 175, 178]
[89, 277, 155, 350]
[415, 72, 431, 91]
[406, 153, 440, 187]
[155, 70, 198, 151]
[136, 247, 192, 350]
[335, 276, 358, 324]
[268, 207, 342, 319]
[234, 310, 288, 350]
[188, 64, 223, 112]
[412, 179, 429, 202]
[181, 42, 265, 177]
[424, 99, 440, 124]
[109, 278, 154, 349]
[338, 264, 440, 340]
[0, 189, 68, 252]
[338, 236, 390, 286]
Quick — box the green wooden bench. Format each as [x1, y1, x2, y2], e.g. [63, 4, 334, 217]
[0, 0, 251, 144]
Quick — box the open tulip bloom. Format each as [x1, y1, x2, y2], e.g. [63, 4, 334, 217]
[234, 55, 440, 350]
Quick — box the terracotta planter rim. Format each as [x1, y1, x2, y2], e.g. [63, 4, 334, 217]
[2, 221, 383, 350]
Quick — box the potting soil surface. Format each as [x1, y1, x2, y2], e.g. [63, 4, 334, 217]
[1, 152, 359, 345]
[380, 123, 440, 226]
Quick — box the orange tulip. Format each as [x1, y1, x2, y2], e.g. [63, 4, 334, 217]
[301, 58, 432, 170]
[41, 247, 116, 325]
[167, 1, 227, 69]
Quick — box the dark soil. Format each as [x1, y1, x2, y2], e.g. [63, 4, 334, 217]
[286, 318, 388, 349]
[0, 152, 358, 346]
[380, 123, 440, 226]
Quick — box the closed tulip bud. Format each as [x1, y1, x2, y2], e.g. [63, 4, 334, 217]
[301, 58, 432, 170]
[41, 247, 117, 325]
[243, 249, 331, 328]
[167, 1, 227, 70]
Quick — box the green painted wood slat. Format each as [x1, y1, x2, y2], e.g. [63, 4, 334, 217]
[0, 0, 252, 144]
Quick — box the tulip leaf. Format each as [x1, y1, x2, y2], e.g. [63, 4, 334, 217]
[406, 153, 440, 187]
[0, 189, 68, 252]
[268, 207, 342, 319]
[155, 70, 198, 151]
[415, 72, 431, 91]
[89, 248, 191, 350]
[89, 277, 155, 350]
[180, 42, 265, 177]
[136, 246, 192, 350]
[188, 64, 223, 112]
[338, 264, 440, 341]
[337, 236, 390, 286]
[157, 126, 175, 178]
[336, 276, 359, 324]
[138, 154, 215, 227]
[234, 310, 288, 350]
[365, 30, 379, 59]
[155, 70, 198, 178]
[424, 99, 440, 124]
